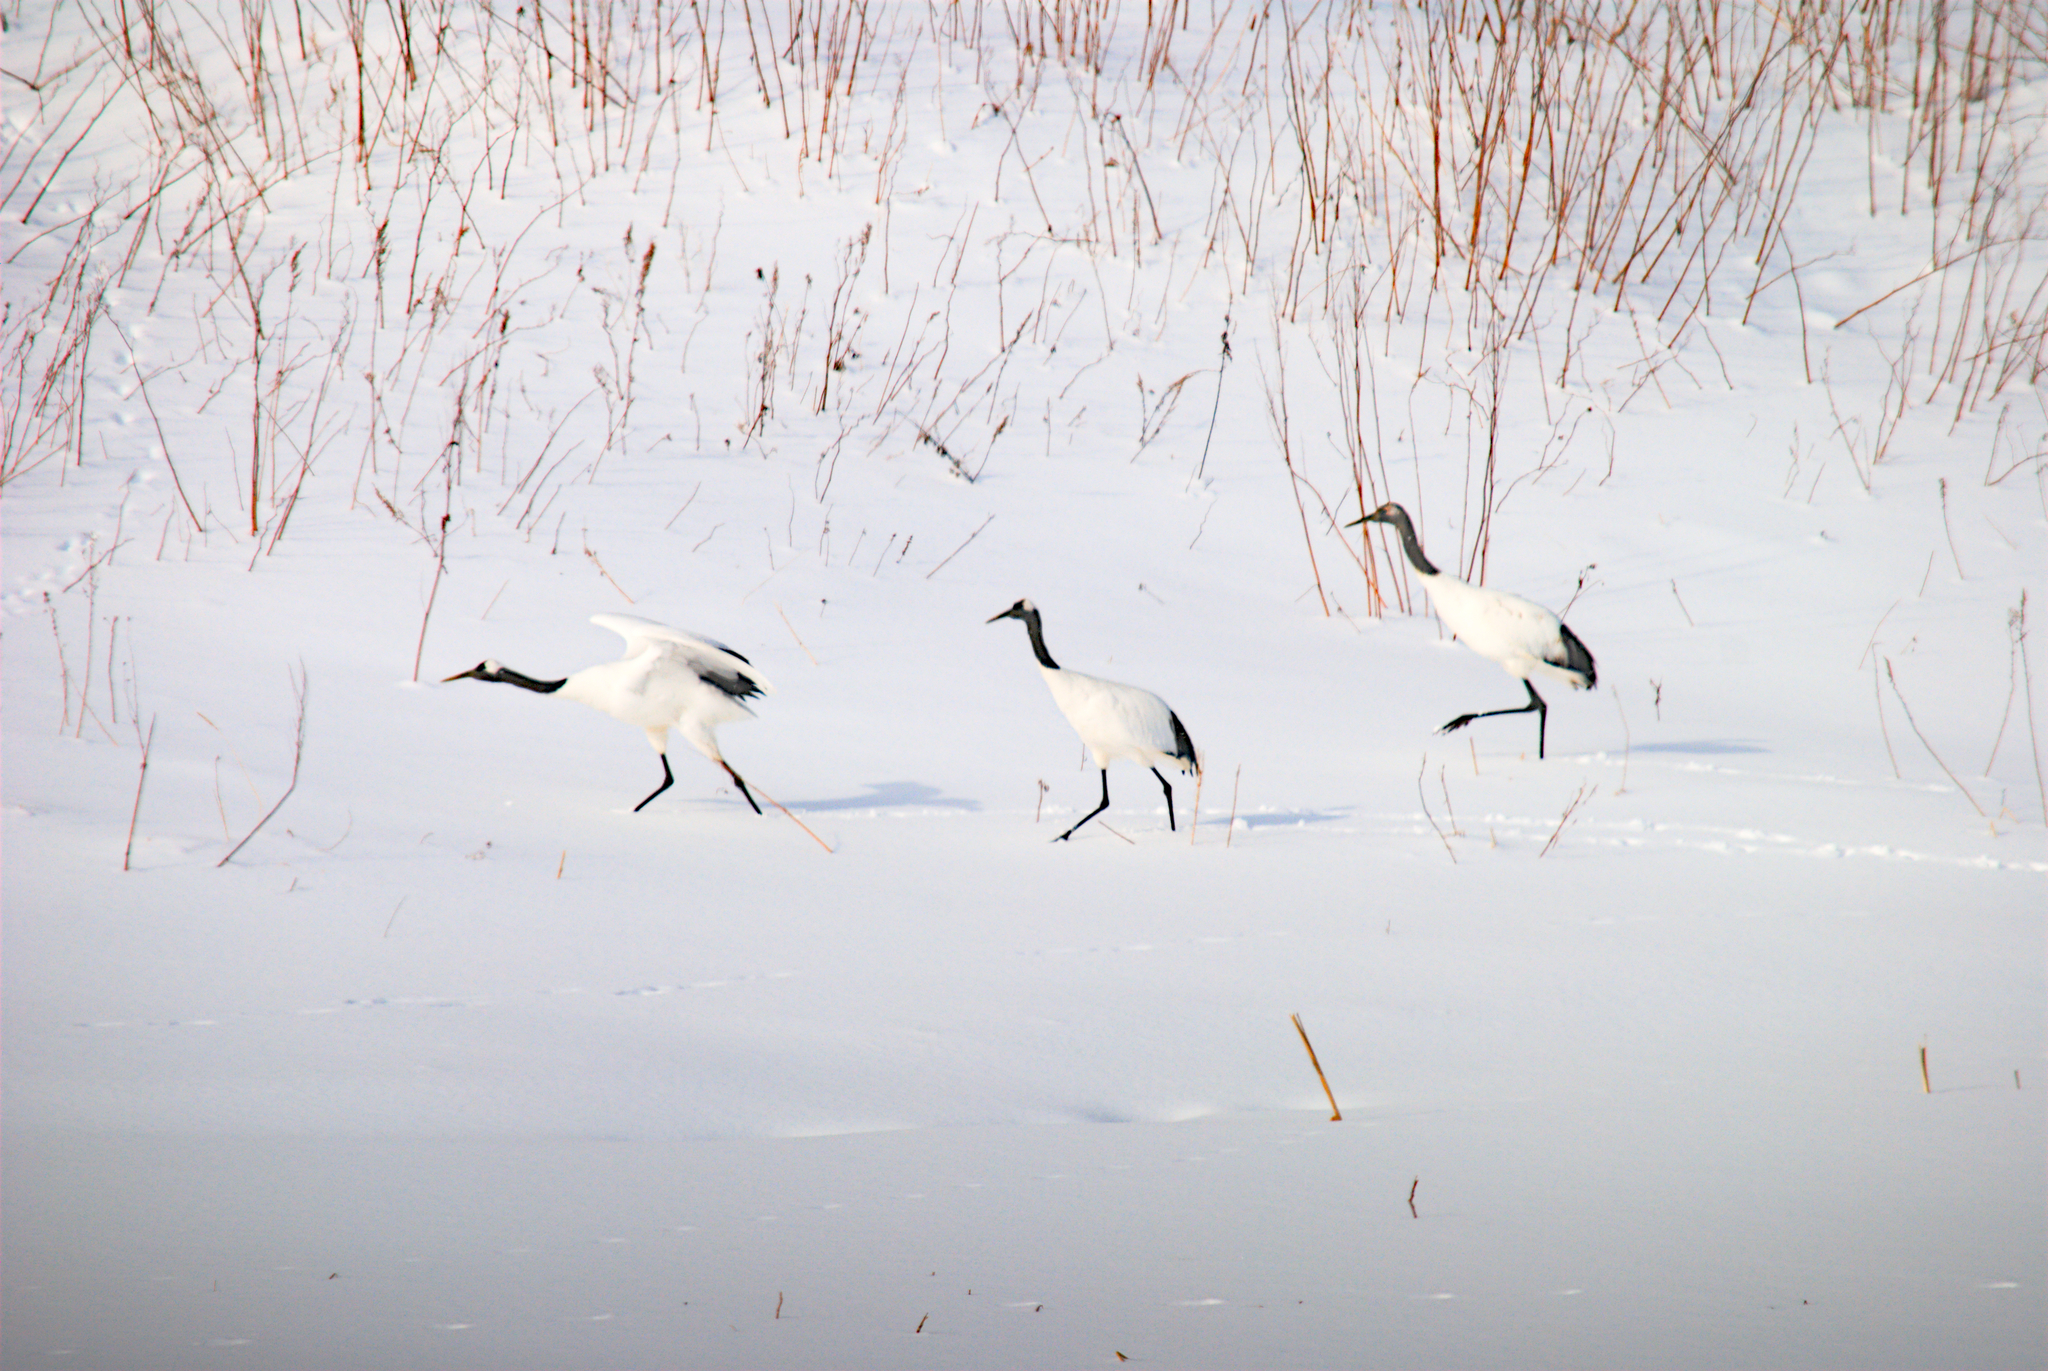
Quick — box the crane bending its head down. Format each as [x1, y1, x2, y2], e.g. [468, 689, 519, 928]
[988, 598, 1199, 841]
[444, 613, 773, 812]
[1349, 503, 1595, 759]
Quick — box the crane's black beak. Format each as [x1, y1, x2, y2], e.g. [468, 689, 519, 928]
[986, 603, 1024, 624]
[442, 663, 488, 683]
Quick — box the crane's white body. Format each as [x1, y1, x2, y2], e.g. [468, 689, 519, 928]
[565, 614, 773, 766]
[1036, 665, 1192, 773]
[988, 598, 1197, 839]
[1407, 570, 1590, 691]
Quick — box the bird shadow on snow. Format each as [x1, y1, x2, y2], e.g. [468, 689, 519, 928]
[1628, 741, 1769, 755]
[1232, 808, 1347, 829]
[786, 781, 981, 813]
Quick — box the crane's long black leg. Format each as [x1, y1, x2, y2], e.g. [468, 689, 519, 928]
[1056, 770, 1112, 841]
[1151, 766, 1177, 831]
[633, 754, 676, 812]
[720, 761, 765, 814]
[1439, 682, 1550, 757]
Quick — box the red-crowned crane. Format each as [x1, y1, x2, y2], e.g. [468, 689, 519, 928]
[988, 598, 1198, 841]
[1351, 503, 1596, 758]
[444, 614, 772, 812]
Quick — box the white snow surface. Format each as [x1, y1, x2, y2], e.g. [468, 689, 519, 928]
[3, 0, 2043, 1365]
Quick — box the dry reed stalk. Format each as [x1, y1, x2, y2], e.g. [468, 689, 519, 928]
[924, 514, 994, 580]
[1538, 782, 1593, 858]
[1938, 478, 1965, 578]
[1264, 343, 1329, 616]
[582, 534, 636, 603]
[774, 603, 819, 665]
[411, 512, 450, 683]
[1291, 1013, 1342, 1121]
[742, 777, 833, 853]
[1669, 580, 1695, 627]
[1612, 687, 1631, 794]
[1417, 755, 1457, 864]
[219, 664, 308, 867]
[2016, 591, 2046, 825]
[1225, 764, 1241, 847]
[123, 715, 158, 872]
[1885, 658, 1986, 816]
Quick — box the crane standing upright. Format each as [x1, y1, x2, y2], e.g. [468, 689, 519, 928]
[988, 598, 1199, 841]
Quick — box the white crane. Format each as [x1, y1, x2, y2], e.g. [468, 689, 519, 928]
[1350, 502, 1596, 758]
[988, 598, 1199, 841]
[443, 614, 773, 813]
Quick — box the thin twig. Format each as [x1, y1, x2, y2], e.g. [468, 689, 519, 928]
[774, 602, 819, 665]
[219, 664, 308, 866]
[1191, 314, 1232, 485]
[1885, 659, 1986, 816]
[1538, 783, 1594, 858]
[412, 513, 450, 683]
[1611, 686, 1631, 794]
[583, 534, 635, 602]
[743, 777, 834, 853]
[123, 715, 157, 871]
[1874, 661, 1902, 778]
[1669, 579, 1695, 627]
[1938, 478, 1965, 579]
[1417, 755, 1457, 863]
[2017, 591, 2045, 825]
[923, 513, 994, 580]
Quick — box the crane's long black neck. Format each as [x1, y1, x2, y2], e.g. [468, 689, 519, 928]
[1019, 608, 1060, 670]
[492, 665, 567, 694]
[1381, 508, 1440, 578]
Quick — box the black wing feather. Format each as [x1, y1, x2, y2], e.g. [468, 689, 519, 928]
[1552, 622, 1596, 686]
[1167, 710, 1199, 773]
[698, 667, 766, 701]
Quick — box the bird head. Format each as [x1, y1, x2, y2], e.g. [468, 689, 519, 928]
[442, 659, 504, 683]
[986, 598, 1037, 625]
[1346, 502, 1404, 530]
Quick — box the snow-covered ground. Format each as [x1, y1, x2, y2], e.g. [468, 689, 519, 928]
[4, 0, 2043, 1364]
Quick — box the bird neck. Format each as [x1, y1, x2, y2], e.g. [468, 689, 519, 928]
[1019, 609, 1060, 670]
[1384, 509, 1440, 578]
[494, 666, 567, 694]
